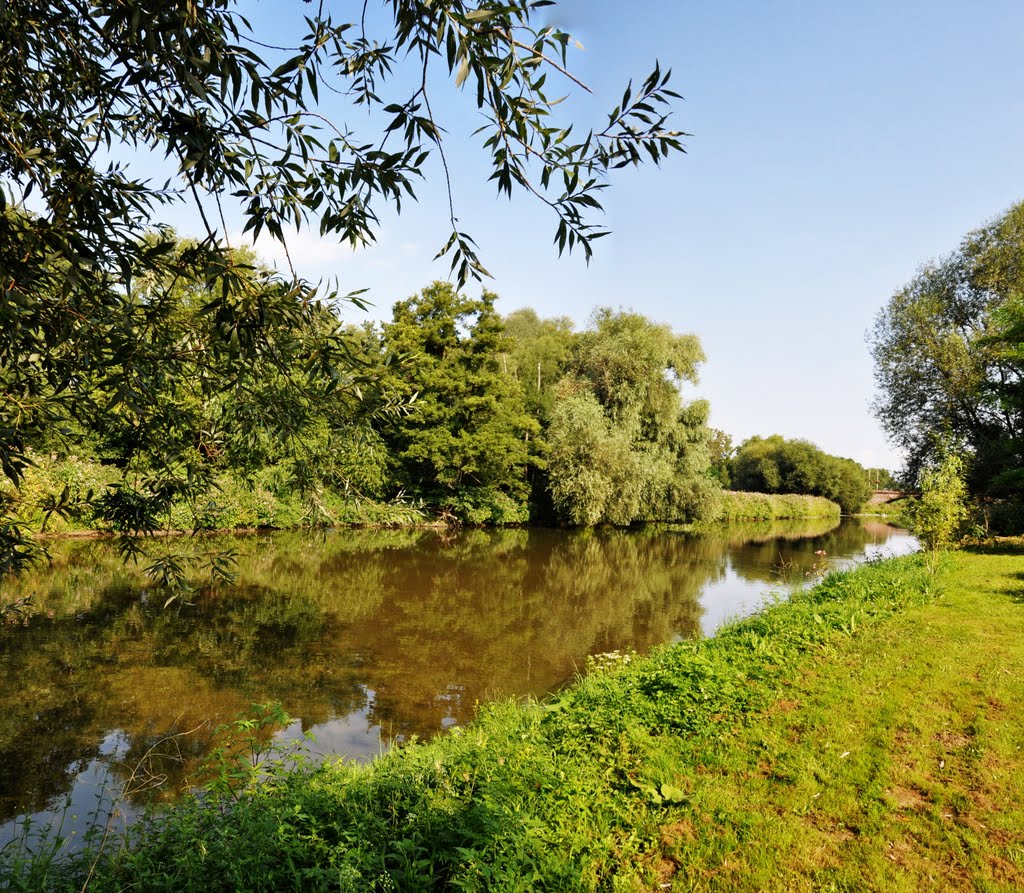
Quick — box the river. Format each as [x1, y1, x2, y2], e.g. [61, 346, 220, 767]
[0, 518, 914, 852]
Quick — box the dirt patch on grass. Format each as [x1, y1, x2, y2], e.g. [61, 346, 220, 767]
[652, 821, 697, 886]
[770, 698, 800, 714]
[650, 856, 676, 888]
[986, 695, 1008, 715]
[660, 819, 698, 845]
[890, 785, 930, 810]
[935, 730, 971, 749]
[987, 853, 1024, 886]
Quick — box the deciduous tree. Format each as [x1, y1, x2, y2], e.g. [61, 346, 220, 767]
[1, 0, 686, 573]
[870, 201, 1024, 497]
[730, 435, 871, 514]
[546, 309, 718, 525]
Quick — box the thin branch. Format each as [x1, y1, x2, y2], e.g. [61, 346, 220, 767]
[238, 34, 302, 52]
[419, 51, 456, 228]
[187, 177, 219, 241]
[501, 30, 592, 94]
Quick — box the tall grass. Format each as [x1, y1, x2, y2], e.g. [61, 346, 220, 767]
[712, 490, 841, 522]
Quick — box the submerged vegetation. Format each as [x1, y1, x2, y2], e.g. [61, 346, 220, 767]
[8, 545, 1022, 891]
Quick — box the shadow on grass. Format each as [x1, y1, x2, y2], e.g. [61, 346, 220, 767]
[958, 540, 1024, 604]
[963, 538, 1024, 557]
[1005, 571, 1024, 605]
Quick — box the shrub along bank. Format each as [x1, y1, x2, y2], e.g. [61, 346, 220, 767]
[6, 453, 837, 536]
[14, 547, 1024, 891]
[3, 451, 428, 535]
[712, 490, 840, 522]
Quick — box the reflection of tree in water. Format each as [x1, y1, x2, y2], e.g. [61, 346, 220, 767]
[0, 519, 901, 821]
[724, 518, 904, 585]
[356, 528, 714, 744]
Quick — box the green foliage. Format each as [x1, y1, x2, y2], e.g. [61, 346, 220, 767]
[545, 386, 639, 525]
[731, 435, 872, 514]
[707, 428, 734, 488]
[377, 283, 537, 523]
[545, 309, 720, 525]
[906, 448, 969, 556]
[1, 287, 729, 537]
[200, 702, 313, 802]
[712, 491, 841, 522]
[864, 467, 899, 490]
[1, 0, 686, 575]
[0, 452, 118, 533]
[0, 232, 395, 577]
[1, 0, 684, 290]
[870, 201, 1024, 501]
[501, 308, 576, 419]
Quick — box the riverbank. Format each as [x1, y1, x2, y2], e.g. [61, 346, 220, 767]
[4, 450, 840, 542]
[12, 543, 1021, 891]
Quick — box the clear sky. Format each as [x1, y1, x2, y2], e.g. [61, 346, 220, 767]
[169, 1, 1024, 472]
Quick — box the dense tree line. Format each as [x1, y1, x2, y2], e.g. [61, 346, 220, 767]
[339, 289, 722, 526]
[870, 200, 1024, 530]
[728, 435, 872, 515]
[3, 266, 724, 535]
[3, 247, 885, 567]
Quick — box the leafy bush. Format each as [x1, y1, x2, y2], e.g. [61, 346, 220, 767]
[730, 435, 872, 513]
[906, 449, 968, 558]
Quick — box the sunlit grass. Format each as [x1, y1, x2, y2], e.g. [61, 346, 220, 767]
[651, 547, 1024, 891]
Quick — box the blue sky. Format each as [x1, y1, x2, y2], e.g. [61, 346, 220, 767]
[169, 1, 1024, 471]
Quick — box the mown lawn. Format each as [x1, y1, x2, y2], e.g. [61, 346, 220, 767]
[651, 544, 1024, 891]
[8, 546, 1024, 892]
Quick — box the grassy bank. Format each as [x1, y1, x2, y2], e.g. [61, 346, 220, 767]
[712, 491, 841, 522]
[9, 547, 1024, 891]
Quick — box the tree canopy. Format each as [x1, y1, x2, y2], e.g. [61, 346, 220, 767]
[3, 0, 684, 281]
[730, 435, 872, 515]
[1, 0, 687, 575]
[869, 201, 1024, 499]
[543, 309, 719, 525]
[376, 282, 537, 524]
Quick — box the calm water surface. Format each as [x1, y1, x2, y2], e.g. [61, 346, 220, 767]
[0, 519, 913, 848]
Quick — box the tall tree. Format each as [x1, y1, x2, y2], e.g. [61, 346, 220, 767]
[502, 308, 575, 418]
[869, 201, 1024, 495]
[378, 282, 537, 523]
[707, 428, 734, 488]
[730, 435, 871, 514]
[546, 309, 719, 525]
[1, 0, 686, 573]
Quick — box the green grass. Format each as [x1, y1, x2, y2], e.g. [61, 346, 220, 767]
[7, 547, 1024, 892]
[649, 544, 1024, 891]
[713, 491, 841, 522]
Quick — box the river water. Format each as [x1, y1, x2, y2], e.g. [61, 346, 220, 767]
[0, 518, 913, 851]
